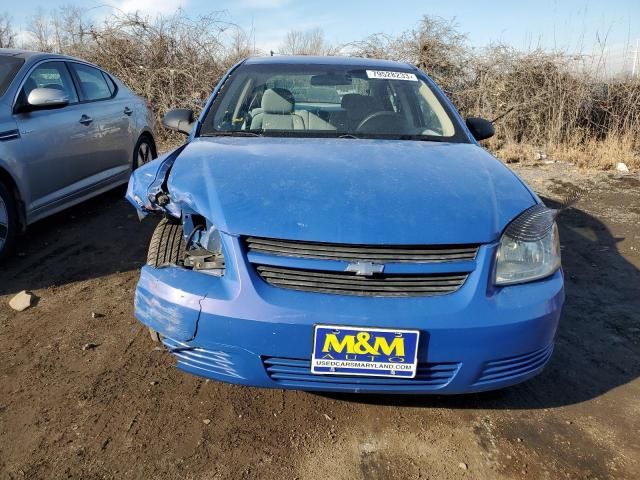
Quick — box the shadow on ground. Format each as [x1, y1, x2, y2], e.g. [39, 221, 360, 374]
[0, 187, 158, 296]
[323, 197, 640, 409]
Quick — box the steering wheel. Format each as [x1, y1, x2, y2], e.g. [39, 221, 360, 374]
[356, 111, 409, 134]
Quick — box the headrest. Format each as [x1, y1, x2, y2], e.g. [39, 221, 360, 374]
[261, 88, 294, 114]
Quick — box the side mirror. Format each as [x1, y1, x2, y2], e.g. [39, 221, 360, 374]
[27, 88, 69, 109]
[163, 108, 195, 135]
[466, 117, 495, 141]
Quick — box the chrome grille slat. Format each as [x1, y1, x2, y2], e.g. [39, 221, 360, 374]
[260, 267, 466, 285]
[255, 265, 467, 297]
[245, 236, 479, 263]
[245, 236, 476, 296]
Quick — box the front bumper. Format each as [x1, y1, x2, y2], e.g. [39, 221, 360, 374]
[134, 237, 564, 394]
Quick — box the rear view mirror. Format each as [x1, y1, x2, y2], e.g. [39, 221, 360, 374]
[163, 108, 195, 135]
[466, 117, 495, 141]
[27, 88, 69, 109]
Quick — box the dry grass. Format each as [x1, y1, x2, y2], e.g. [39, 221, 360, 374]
[492, 138, 639, 169]
[459, 49, 640, 169]
[551, 135, 639, 169]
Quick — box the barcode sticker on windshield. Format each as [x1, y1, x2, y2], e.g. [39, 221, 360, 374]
[366, 70, 418, 81]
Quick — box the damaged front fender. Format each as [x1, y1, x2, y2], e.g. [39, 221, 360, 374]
[125, 144, 187, 218]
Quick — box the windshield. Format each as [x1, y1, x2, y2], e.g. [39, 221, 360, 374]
[200, 63, 466, 142]
[0, 56, 24, 97]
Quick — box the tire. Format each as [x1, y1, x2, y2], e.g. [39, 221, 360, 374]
[0, 180, 18, 262]
[133, 135, 157, 170]
[147, 218, 186, 267]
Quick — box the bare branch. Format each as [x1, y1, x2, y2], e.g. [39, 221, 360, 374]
[0, 12, 16, 48]
[279, 28, 336, 56]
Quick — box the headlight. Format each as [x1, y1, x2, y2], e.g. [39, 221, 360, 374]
[495, 205, 561, 285]
[183, 220, 225, 276]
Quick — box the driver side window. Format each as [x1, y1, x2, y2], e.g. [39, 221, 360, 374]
[20, 61, 78, 106]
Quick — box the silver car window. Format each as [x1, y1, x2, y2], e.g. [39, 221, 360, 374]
[101, 72, 118, 96]
[21, 61, 78, 104]
[70, 63, 112, 101]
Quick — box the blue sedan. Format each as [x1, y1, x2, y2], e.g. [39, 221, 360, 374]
[126, 56, 564, 394]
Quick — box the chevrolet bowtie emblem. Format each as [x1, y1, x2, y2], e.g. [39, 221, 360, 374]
[345, 261, 385, 276]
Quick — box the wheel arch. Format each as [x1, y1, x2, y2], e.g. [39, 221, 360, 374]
[138, 129, 157, 156]
[0, 165, 25, 231]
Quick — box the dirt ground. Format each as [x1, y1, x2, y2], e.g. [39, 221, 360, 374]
[1, 160, 639, 480]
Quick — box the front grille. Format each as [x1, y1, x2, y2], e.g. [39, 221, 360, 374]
[264, 357, 460, 390]
[256, 265, 467, 297]
[473, 344, 553, 386]
[245, 236, 479, 263]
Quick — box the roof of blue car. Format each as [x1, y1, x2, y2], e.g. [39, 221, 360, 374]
[244, 55, 416, 70]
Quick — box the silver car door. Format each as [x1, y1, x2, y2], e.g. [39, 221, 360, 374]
[68, 62, 134, 179]
[12, 61, 96, 214]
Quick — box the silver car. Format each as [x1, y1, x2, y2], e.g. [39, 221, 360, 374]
[0, 49, 156, 260]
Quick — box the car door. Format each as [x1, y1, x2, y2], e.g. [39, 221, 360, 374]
[12, 60, 97, 213]
[68, 62, 135, 178]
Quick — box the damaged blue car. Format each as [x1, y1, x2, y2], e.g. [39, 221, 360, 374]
[126, 56, 564, 393]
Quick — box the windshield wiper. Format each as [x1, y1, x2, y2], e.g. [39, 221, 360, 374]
[337, 133, 449, 141]
[398, 135, 449, 142]
[202, 131, 262, 137]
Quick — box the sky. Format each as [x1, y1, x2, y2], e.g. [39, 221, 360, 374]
[5, 0, 640, 73]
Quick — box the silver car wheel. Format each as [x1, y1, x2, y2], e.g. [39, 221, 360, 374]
[0, 195, 8, 250]
[137, 141, 152, 167]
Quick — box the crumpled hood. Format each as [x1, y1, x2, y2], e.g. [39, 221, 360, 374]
[165, 137, 536, 244]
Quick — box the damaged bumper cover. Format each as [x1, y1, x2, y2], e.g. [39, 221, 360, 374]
[134, 234, 564, 394]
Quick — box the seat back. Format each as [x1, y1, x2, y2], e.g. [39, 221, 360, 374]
[250, 88, 305, 131]
[294, 109, 336, 131]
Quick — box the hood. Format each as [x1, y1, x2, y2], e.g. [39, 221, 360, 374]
[165, 137, 536, 244]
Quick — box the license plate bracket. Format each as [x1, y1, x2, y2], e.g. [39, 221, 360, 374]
[311, 325, 420, 378]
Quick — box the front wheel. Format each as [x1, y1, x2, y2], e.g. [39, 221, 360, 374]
[133, 135, 157, 170]
[0, 181, 18, 262]
[147, 218, 186, 267]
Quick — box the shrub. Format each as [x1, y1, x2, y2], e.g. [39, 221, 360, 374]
[20, 9, 639, 168]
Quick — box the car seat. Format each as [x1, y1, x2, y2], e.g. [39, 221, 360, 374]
[250, 88, 305, 131]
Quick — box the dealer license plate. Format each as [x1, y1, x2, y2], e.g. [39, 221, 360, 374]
[311, 325, 420, 378]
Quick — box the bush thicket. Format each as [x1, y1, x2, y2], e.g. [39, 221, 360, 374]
[12, 8, 639, 168]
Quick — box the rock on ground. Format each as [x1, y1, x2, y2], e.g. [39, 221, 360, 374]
[616, 162, 629, 173]
[8, 291, 36, 312]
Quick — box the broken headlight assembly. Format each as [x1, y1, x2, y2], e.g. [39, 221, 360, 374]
[494, 204, 561, 286]
[183, 216, 225, 276]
